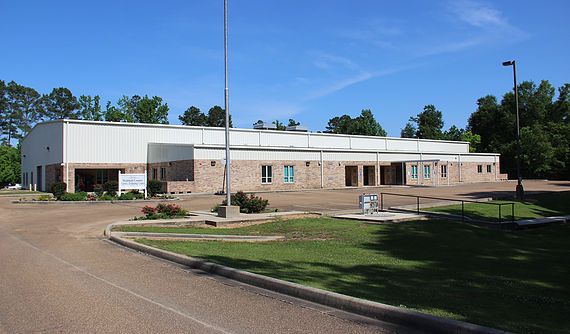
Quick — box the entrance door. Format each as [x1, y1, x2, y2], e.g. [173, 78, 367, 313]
[36, 166, 43, 191]
[363, 166, 375, 186]
[345, 166, 358, 186]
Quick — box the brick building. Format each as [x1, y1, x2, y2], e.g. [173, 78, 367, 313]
[21, 120, 506, 193]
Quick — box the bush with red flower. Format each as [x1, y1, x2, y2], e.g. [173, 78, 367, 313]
[137, 203, 188, 220]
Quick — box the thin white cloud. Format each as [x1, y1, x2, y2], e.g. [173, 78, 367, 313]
[415, 37, 485, 57]
[448, 0, 508, 28]
[306, 66, 413, 100]
[312, 52, 358, 70]
[340, 20, 403, 50]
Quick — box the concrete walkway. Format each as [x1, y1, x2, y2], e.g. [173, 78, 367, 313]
[333, 212, 428, 223]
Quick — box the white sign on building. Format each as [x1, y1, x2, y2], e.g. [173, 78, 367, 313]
[118, 171, 147, 198]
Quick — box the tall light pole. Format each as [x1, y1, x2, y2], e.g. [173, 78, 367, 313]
[502, 60, 524, 200]
[224, 0, 231, 206]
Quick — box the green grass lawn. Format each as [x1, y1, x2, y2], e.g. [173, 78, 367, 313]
[428, 191, 570, 222]
[126, 215, 570, 334]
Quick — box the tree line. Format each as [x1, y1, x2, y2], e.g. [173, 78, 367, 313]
[0, 78, 568, 185]
[0, 80, 231, 144]
[398, 80, 569, 179]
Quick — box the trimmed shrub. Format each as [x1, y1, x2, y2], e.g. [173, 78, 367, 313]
[103, 180, 118, 197]
[156, 203, 188, 217]
[211, 203, 221, 213]
[118, 190, 145, 200]
[222, 191, 269, 213]
[93, 184, 104, 197]
[50, 182, 67, 199]
[141, 205, 157, 217]
[98, 193, 115, 201]
[37, 194, 53, 201]
[148, 180, 162, 197]
[139, 203, 187, 220]
[59, 192, 88, 201]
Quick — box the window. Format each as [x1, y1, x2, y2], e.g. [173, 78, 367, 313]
[96, 170, 108, 184]
[487, 164, 492, 173]
[424, 165, 431, 179]
[160, 167, 166, 180]
[411, 165, 418, 179]
[261, 165, 272, 183]
[152, 168, 158, 180]
[284, 166, 294, 183]
[477, 165, 483, 173]
[441, 164, 447, 178]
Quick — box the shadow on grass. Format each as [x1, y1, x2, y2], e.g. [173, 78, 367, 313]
[429, 191, 570, 222]
[189, 221, 570, 334]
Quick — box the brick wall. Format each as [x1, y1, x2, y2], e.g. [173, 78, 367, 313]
[63, 159, 503, 193]
[404, 161, 499, 186]
[45, 163, 62, 191]
[65, 163, 145, 192]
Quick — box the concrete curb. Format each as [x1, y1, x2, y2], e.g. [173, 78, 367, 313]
[115, 231, 284, 242]
[12, 198, 179, 205]
[106, 223, 510, 334]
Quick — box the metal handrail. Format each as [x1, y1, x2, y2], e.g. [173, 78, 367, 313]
[379, 192, 516, 224]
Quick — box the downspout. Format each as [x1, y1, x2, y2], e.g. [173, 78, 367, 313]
[419, 153, 423, 185]
[376, 152, 380, 186]
[458, 154, 462, 182]
[64, 120, 70, 192]
[320, 150, 324, 188]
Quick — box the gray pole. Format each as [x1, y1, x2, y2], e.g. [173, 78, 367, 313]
[512, 61, 524, 200]
[224, 0, 231, 205]
[502, 60, 524, 200]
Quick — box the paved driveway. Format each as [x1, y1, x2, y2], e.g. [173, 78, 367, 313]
[179, 180, 570, 212]
[0, 197, 413, 333]
[0, 180, 567, 333]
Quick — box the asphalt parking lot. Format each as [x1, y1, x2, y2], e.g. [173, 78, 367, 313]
[0, 179, 568, 333]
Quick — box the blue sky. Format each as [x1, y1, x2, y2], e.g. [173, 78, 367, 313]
[2, 0, 569, 136]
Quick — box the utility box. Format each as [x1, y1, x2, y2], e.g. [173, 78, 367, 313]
[359, 194, 379, 215]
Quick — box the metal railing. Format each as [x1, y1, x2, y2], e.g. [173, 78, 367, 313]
[379, 192, 516, 224]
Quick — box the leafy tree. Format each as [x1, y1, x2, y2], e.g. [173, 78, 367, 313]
[103, 101, 126, 122]
[116, 95, 137, 122]
[179, 106, 207, 126]
[78, 95, 103, 121]
[550, 83, 569, 123]
[325, 114, 353, 134]
[0, 80, 16, 144]
[349, 109, 387, 136]
[520, 125, 555, 178]
[443, 125, 463, 141]
[324, 110, 386, 136]
[287, 119, 300, 127]
[400, 122, 416, 138]
[42, 87, 80, 120]
[207, 105, 232, 127]
[467, 80, 569, 179]
[113, 95, 168, 124]
[6, 81, 44, 137]
[460, 131, 481, 153]
[133, 95, 169, 124]
[271, 120, 286, 130]
[0, 145, 20, 185]
[412, 105, 444, 139]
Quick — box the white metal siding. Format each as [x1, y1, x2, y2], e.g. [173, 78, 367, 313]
[21, 122, 63, 189]
[148, 143, 194, 163]
[57, 120, 484, 164]
[195, 148, 320, 161]
[323, 152, 377, 162]
[460, 155, 496, 163]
